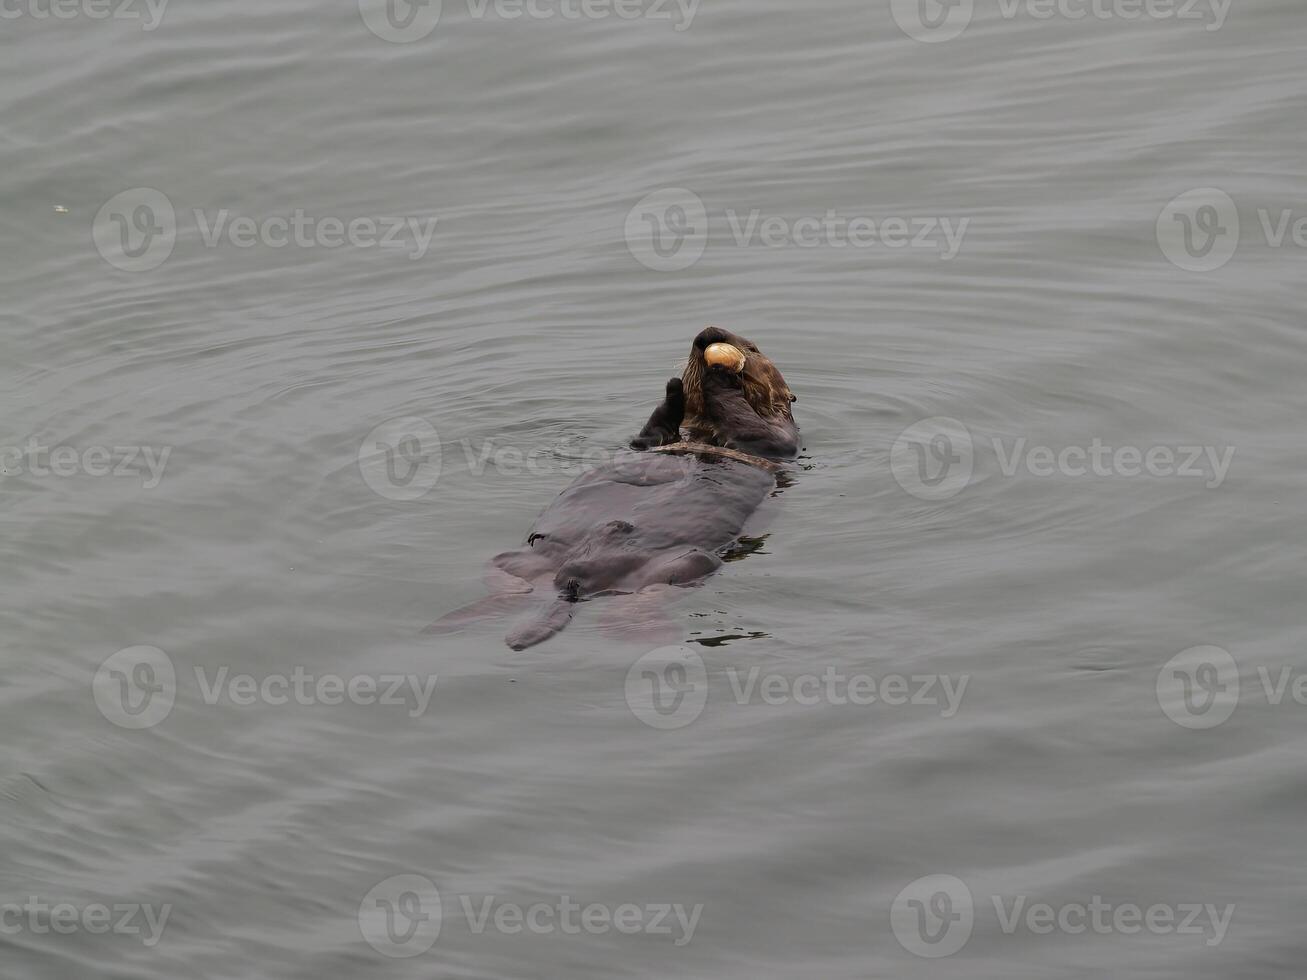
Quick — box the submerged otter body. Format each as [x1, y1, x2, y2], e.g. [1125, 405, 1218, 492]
[430, 326, 800, 649]
[490, 453, 775, 648]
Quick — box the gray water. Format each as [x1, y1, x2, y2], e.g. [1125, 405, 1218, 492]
[3, 0, 1306, 977]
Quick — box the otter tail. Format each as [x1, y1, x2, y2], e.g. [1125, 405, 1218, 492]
[504, 597, 577, 651]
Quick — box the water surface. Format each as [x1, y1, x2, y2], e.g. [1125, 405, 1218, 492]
[2, 0, 1306, 977]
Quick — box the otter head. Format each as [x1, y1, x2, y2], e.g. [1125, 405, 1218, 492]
[680, 326, 799, 459]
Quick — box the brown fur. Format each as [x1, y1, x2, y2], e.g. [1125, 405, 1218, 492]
[680, 327, 796, 439]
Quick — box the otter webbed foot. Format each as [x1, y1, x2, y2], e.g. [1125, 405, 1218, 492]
[630, 377, 685, 450]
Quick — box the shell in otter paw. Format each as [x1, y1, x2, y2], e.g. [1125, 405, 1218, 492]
[703, 343, 746, 373]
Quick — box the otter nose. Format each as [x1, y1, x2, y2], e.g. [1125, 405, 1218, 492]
[693, 325, 732, 349]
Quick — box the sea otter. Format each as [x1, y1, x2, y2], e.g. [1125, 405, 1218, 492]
[428, 326, 800, 649]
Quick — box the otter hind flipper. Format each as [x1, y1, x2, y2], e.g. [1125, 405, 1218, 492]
[504, 598, 577, 651]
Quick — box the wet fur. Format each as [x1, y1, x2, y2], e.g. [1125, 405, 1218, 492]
[680, 326, 799, 459]
[430, 326, 800, 649]
[681, 326, 795, 426]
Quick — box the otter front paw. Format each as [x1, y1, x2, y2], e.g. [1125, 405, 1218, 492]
[630, 377, 685, 450]
[704, 363, 743, 389]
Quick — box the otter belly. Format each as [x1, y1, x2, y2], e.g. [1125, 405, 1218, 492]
[493, 453, 774, 601]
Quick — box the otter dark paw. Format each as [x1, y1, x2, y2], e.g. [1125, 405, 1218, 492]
[630, 377, 685, 450]
[703, 363, 744, 391]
